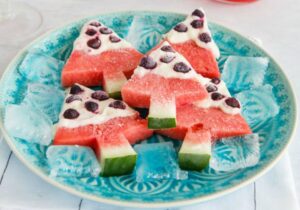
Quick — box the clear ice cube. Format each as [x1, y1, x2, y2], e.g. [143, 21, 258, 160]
[4, 104, 53, 145]
[210, 134, 260, 172]
[125, 15, 169, 53]
[222, 56, 269, 93]
[134, 142, 188, 183]
[46, 145, 100, 177]
[23, 83, 65, 123]
[18, 51, 64, 86]
[235, 85, 279, 128]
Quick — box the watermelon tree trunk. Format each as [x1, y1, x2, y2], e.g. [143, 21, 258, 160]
[102, 69, 128, 99]
[96, 134, 137, 177]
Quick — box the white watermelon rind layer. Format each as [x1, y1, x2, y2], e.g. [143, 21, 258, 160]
[178, 141, 211, 171]
[103, 74, 128, 99]
[99, 144, 137, 177]
[148, 98, 177, 129]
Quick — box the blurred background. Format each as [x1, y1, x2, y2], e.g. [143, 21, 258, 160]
[0, 0, 300, 209]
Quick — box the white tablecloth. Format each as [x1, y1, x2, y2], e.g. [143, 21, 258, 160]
[1, 0, 300, 209]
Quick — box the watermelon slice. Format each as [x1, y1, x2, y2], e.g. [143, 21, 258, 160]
[53, 84, 153, 176]
[165, 8, 220, 78]
[61, 20, 143, 97]
[157, 78, 251, 140]
[178, 125, 211, 171]
[121, 41, 208, 129]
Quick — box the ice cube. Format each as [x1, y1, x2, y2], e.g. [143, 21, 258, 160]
[4, 104, 53, 145]
[235, 85, 279, 128]
[18, 51, 64, 86]
[210, 134, 260, 171]
[23, 83, 65, 123]
[46, 145, 100, 177]
[222, 56, 269, 93]
[125, 15, 170, 53]
[134, 142, 188, 182]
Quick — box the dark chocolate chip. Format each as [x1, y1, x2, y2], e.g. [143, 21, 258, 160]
[87, 38, 101, 49]
[109, 100, 126, 109]
[225, 97, 241, 108]
[63, 108, 80, 119]
[70, 85, 84, 95]
[174, 23, 188, 32]
[99, 27, 112, 34]
[109, 35, 121, 43]
[211, 92, 225, 101]
[206, 85, 218, 93]
[85, 101, 99, 112]
[191, 19, 204, 29]
[173, 62, 191, 73]
[192, 9, 205, 18]
[85, 29, 97, 36]
[161, 45, 175, 53]
[211, 78, 221, 85]
[65, 95, 82, 103]
[91, 91, 109, 101]
[139, 56, 157, 70]
[199, 33, 211, 43]
[160, 55, 175, 63]
[89, 22, 101, 27]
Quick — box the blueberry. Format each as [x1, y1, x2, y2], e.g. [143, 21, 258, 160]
[87, 38, 101, 49]
[225, 97, 240, 108]
[89, 22, 101, 27]
[199, 33, 211, 43]
[85, 29, 97, 36]
[70, 85, 84, 95]
[63, 109, 80, 119]
[206, 85, 218, 93]
[160, 55, 175, 64]
[109, 100, 126, 109]
[139, 56, 157, 70]
[191, 19, 204, 29]
[174, 23, 188, 32]
[161, 45, 175, 53]
[85, 101, 99, 112]
[91, 91, 109, 101]
[65, 95, 82, 103]
[173, 62, 191, 73]
[211, 78, 221, 85]
[109, 35, 121, 43]
[99, 27, 112, 34]
[211, 92, 225, 101]
[192, 9, 205, 18]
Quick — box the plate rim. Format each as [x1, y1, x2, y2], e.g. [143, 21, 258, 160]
[0, 10, 298, 209]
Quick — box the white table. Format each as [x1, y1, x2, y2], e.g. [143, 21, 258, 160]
[0, 0, 300, 209]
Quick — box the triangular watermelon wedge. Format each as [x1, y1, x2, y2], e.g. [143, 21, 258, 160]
[165, 8, 220, 78]
[157, 78, 251, 171]
[121, 41, 208, 129]
[53, 84, 153, 176]
[61, 20, 143, 98]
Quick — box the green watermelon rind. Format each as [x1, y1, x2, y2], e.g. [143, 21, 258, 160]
[178, 153, 211, 171]
[100, 154, 137, 177]
[108, 91, 122, 99]
[148, 117, 176, 129]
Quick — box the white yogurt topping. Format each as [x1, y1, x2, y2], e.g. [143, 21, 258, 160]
[58, 84, 136, 128]
[134, 41, 209, 85]
[73, 20, 133, 55]
[194, 80, 241, 115]
[165, 8, 220, 58]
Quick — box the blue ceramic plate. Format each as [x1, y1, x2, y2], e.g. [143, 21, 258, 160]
[0, 11, 297, 208]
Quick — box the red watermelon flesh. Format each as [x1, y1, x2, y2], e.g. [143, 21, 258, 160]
[121, 41, 208, 129]
[169, 40, 220, 79]
[157, 104, 252, 140]
[164, 8, 220, 78]
[61, 20, 143, 97]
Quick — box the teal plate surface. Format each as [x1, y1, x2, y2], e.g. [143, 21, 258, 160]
[0, 11, 297, 208]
